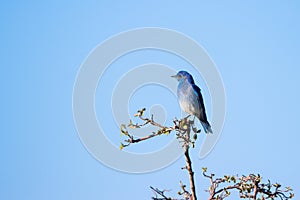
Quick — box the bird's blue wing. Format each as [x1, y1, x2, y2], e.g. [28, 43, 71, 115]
[191, 84, 208, 122]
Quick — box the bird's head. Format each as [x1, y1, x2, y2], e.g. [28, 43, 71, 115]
[171, 70, 194, 84]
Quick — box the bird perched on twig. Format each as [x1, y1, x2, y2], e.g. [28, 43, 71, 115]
[172, 70, 212, 133]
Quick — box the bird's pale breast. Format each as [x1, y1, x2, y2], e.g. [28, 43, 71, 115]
[177, 81, 200, 116]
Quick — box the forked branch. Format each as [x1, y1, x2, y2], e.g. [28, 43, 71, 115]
[202, 168, 294, 200]
[120, 108, 201, 200]
[119, 108, 294, 200]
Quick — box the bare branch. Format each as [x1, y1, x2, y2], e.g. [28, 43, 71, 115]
[120, 109, 201, 200]
[182, 130, 197, 200]
[150, 186, 172, 200]
[202, 170, 294, 200]
[120, 109, 200, 150]
[119, 108, 294, 200]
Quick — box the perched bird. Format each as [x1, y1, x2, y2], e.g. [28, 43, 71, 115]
[172, 70, 212, 133]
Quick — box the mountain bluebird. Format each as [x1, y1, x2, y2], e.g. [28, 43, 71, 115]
[172, 70, 212, 133]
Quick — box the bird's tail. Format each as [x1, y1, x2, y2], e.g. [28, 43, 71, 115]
[200, 121, 213, 134]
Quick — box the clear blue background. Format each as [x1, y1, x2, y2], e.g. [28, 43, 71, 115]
[1, 1, 299, 199]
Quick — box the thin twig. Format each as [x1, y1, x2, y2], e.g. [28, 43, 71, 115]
[202, 170, 294, 200]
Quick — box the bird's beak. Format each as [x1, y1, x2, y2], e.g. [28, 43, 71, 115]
[171, 75, 178, 78]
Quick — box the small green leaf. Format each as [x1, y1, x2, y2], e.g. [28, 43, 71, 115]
[120, 143, 124, 150]
[128, 123, 137, 129]
[273, 183, 281, 188]
[120, 124, 128, 136]
[231, 176, 236, 183]
[286, 186, 292, 191]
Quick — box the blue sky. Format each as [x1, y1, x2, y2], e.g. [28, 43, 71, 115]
[1, 1, 300, 199]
